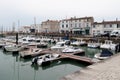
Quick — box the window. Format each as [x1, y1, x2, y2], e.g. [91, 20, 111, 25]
[110, 24, 112, 28]
[66, 24, 68, 28]
[104, 24, 106, 28]
[86, 23, 89, 27]
[62, 25, 64, 28]
[79, 23, 81, 27]
[75, 24, 77, 27]
[71, 24, 72, 27]
[93, 25, 95, 28]
[117, 24, 120, 28]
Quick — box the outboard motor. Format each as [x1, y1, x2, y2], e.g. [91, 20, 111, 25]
[32, 57, 38, 65]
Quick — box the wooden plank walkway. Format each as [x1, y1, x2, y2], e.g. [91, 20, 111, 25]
[58, 53, 93, 64]
[40, 49, 93, 64]
[20, 48, 93, 64]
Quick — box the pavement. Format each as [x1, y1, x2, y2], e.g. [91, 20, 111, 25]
[60, 53, 120, 80]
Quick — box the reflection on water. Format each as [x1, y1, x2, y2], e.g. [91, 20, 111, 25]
[0, 47, 100, 80]
[80, 47, 101, 58]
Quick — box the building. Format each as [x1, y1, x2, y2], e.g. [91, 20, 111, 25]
[30, 24, 41, 33]
[41, 20, 59, 33]
[59, 17, 94, 35]
[92, 20, 120, 35]
[19, 26, 31, 33]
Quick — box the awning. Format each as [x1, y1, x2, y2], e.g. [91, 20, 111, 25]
[85, 27, 90, 29]
[72, 28, 83, 31]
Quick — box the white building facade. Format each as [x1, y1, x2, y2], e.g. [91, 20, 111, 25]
[92, 20, 120, 35]
[60, 17, 94, 35]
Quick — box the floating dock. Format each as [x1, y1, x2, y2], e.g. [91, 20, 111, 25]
[20, 48, 93, 64]
[62, 53, 93, 64]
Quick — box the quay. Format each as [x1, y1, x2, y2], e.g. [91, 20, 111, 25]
[60, 53, 120, 80]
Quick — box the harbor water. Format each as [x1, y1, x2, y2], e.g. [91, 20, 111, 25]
[0, 46, 100, 80]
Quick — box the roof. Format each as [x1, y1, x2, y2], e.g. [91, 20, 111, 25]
[94, 20, 120, 25]
[42, 20, 59, 23]
[60, 16, 94, 21]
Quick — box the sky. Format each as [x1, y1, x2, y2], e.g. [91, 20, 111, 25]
[0, 0, 120, 30]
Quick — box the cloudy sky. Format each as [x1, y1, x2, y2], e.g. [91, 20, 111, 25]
[0, 0, 120, 30]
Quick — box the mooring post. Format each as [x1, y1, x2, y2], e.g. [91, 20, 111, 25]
[16, 33, 18, 44]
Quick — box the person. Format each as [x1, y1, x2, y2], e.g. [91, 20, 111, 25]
[118, 43, 120, 52]
[115, 43, 120, 53]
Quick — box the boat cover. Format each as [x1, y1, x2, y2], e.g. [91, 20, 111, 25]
[100, 49, 113, 57]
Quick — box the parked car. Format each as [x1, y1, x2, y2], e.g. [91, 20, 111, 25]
[101, 33, 110, 37]
[110, 30, 120, 37]
[93, 33, 101, 37]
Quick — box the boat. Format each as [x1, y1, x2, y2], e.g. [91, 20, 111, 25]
[0, 41, 6, 48]
[3, 44, 27, 52]
[37, 42, 48, 48]
[71, 39, 87, 46]
[79, 39, 87, 46]
[51, 41, 68, 50]
[48, 39, 57, 44]
[94, 49, 113, 60]
[71, 41, 80, 46]
[32, 53, 60, 66]
[62, 46, 84, 53]
[19, 36, 35, 45]
[100, 40, 117, 50]
[87, 41, 100, 48]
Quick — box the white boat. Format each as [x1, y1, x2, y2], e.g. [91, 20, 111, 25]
[51, 41, 68, 50]
[37, 42, 48, 48]
[71, 39, 87, 46]
[19, 36, 35, 45]
[94, 49, 113, 60]
[87, 41, 100, 48]
[71, 41, 80, 46]
[100, 40, 116, 50]
[40, 37, 51, 42]
[3, 44, 27, 52]
[62, 47, 84, 53]
[79, 39, 87, 46]
[0, 41, 6, 48]
[33, 55, 44, 65]
[94, 53, 109, 60]
[32, 53, 60, 66]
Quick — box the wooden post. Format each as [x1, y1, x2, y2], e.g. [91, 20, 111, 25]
[16, 33, 18, 44]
